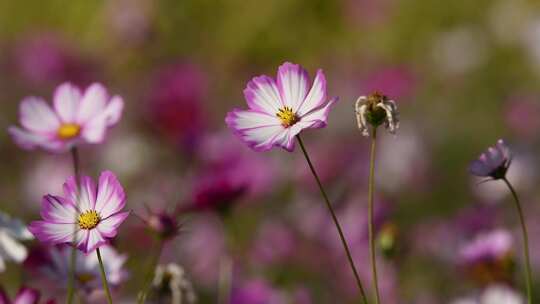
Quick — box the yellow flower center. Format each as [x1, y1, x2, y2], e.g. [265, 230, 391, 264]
[76, 272, 95, 284]
[57, 123, 81, 140]
[78, 210, 101, 230]
[276, 107, 298, 127]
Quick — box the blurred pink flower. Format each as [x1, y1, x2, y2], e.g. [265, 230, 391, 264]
[13, 33, 95, 86]
[361, 66, 416, 100]
[230, 279, 287, 304]
[469, 139, 511, 180]
[28, 171, 129, 253]
[25, 245, 127, 294]
[9, 82, 124, 153]
[250, 219, 295, 265]
[0, 286, 55, 304]
[226, 62, 337, 152]
[504, 95, 540, 140]
[147, 63, 207, 150]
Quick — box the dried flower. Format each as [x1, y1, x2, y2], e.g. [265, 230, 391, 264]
[152, 263, 197, 304]
[355, 92, 399, 136]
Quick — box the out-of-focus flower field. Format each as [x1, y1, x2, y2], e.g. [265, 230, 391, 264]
[1, 0, 540, 303]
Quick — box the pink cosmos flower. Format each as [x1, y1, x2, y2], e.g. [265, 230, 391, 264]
[28, 171, 130, 253]
[8, 82, 124, 153]
[0, 286, 55, 304]
[225, 62, 337, 152]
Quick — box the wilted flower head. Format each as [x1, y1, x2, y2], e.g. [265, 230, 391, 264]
[0, 212, 33, 272]
[9, 82, 123, 153]
[226, 62, 337, 152]
[28, 171, 130, 253]
[355, 92, 399, 136]
[151, 263, 197, 304]
[0, 286, 55, 304]
[26, 245, 127, 293]
[459, 229, 514, 285]
[469, 139, 512, 180]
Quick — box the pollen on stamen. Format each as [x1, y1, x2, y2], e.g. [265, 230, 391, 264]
[57, 123, 81, 140]
[276, 107, 298, 127]
[78, 210, 101, 230]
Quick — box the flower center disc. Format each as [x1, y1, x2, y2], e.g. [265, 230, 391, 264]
[276, 107, 298, 127]
[78, 210, 101, 230]
[58, 123, 81, 140]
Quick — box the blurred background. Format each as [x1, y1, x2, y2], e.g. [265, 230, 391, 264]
[1, 0, 540, 303]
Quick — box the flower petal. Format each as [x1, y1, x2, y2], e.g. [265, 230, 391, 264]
[53, 82, 82, 123]
[63, 176, 97, 212]
[83, 229, 108, 253]
[95, 171, 126, 218]
[276, 62, 310, 112]
[77, 83, 107, 124]
[14, 287, 40, 304]
[98, 211, 130, 238]
[102, 95, 124, 126]
[469, 159, 491, 177]
[296, 97, 338, 130]
[0, 231, 28, 263]
[80, 117, 107, 144]
[8, 126, 66, 152]
[244, 75, 283, 115]
[28, 221, 76, 244]
[225, 109, 285, 151]
[297, 69, 327, 116]
[40, 195, 78, 224]
[19, 96, 60, 133]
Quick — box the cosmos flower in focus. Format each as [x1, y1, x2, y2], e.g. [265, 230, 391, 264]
[355, 92, 399, 136]
[0, 286, 55, 304]
[459, 229, 514, 285]
[151, 263, 197, 304]
[28, 171, 130, 253]
[26, 245, 127, 293]
[226, 62, 337, 152]
[0, 212, 33, 272]
[9, 82, 124, 153]
[469, 139, 511, 180]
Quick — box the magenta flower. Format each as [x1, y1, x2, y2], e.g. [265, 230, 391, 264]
[225, 62, 337, 152]
[8, 82, 124, 153]
[469, 139, 512, 179]
[0, 286, 54, 304]
[28, 171, 129, 253]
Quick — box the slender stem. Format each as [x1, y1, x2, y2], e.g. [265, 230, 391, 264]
[97, 248, 114, 304]
[296, 135, 369, 304]
[368, 128, 381, 304]
[137, 239, 165, 304]
[67, 147, 80, 304]
[217, 255, 233, 304]
[503, 178, 533, 304]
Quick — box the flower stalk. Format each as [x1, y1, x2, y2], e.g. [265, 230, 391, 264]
[297, 134, 369, 304]
[368, 128, 381, 304]
[66, 147, 80, 304]
[97, 247, 114, 304]
[502, 177, 533, 304]
[137, 239, 165, 304]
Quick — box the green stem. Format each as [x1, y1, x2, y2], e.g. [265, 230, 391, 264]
[297, 135, 369, 304]
[503, 177, 533, 304]
[97, 248, 114, 304]
[368, 128, 381, 304]
[67, 147, 80, 304]
[137, 239, 165, 304]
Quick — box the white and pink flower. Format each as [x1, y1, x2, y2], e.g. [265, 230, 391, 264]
[28, 171, 129, 253]
[225, 62, 337, 152]
[9, 82, 123, 153]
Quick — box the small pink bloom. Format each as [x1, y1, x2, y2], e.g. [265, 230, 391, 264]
[0, 286, 55, 304]
[225, 62, 337, 152]
[28, 171, 130, 253]
[9, 82, 124, 153]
